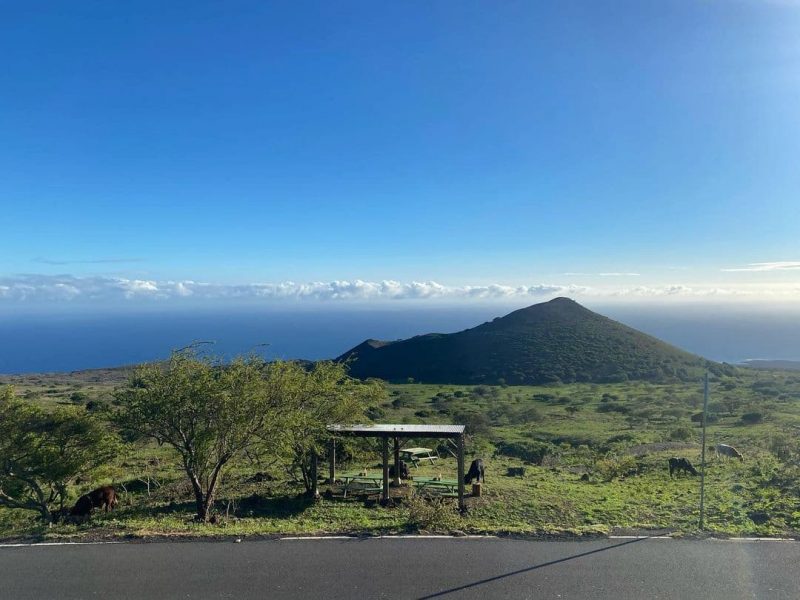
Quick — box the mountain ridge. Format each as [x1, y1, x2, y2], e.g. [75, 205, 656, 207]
[338, 297, 718, 384]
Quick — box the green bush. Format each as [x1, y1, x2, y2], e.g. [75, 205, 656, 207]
[741, 411, 764, 425]
[597, 402, 630, 414]
[495, 440, 553, 465]
[405, 494, 461, 533]
[391, 396, 411, 408]
[69, 391, 88, 404]
[593, 455, 638, 482]
[669, 424, 694, 441]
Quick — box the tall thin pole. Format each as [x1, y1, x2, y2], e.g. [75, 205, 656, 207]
[381, 436, 390, 505]
[699, 371, 709, 530]
[457, 434, 466, 512]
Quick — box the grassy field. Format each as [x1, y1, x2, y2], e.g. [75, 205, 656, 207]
[2, 366, 800, 540]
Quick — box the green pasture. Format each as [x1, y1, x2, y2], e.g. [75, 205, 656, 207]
[2, 367, 800, 540]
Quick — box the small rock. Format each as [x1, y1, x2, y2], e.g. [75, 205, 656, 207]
[234, 538, 242, 543]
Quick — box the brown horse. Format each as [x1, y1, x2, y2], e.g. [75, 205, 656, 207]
[70, 486, 118, 516]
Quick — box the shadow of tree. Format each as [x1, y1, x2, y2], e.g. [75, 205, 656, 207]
[234, 494, 315, 518]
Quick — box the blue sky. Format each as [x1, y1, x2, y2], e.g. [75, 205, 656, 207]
[1, 1, 799, 308]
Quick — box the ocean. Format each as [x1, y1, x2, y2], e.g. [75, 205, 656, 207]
[0, 303, 798, 374]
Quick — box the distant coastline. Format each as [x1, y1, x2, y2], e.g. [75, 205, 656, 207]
[739, 359, 800, 371]
[1, 306, 800, 375]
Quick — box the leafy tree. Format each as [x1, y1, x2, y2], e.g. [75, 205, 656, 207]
[115, 353, 284, 522]
[0, 387, 118, 522]
[274, 361, 383, 496]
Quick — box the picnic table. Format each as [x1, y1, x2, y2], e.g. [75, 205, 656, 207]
[412, 476, 460, 497]
[399, 448, 439, 467]
[339, 472, 384, 498]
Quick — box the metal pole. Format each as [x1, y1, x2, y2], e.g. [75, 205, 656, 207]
[382, 436, 390, 504]
[699, 371, 709, 530]
[393, 437, 401, 485]
[457, 434, 466, 512]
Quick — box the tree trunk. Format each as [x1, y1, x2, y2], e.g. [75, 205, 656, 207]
[40, 504, 52, 523]
[185, 465, 208, 522]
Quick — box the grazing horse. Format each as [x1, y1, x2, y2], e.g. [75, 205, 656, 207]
[668, 457, 698, 477]
[70, 486, 118, 517]
[389, 460, 410, 480]
[714, 444, 744, 461]
[465, 459, 485, 484]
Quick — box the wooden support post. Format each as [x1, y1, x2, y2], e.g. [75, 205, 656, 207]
[457, 434, 466, 512]
[328, 437, 336, 485]
[310, 450, 320, 499]
[393, 437, 401, 485]
[382, 436, 390, 504]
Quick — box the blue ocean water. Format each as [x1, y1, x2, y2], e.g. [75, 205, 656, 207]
[0, 304, 798, 374]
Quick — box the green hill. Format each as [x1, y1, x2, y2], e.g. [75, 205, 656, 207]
[338, 297, 716, 384]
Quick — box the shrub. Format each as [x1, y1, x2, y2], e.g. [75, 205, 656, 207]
[597, 402, 630, 414]
[593, 455, 638, 482]
[741, 412, 764, 425]
[669, 424, 694, 441]
[472, 385, 491, 397]
[495, 440, 553, 465]
[405, 494, 461, 533]
[690, 412, 719, 424]
[391, 396, 411, 408]
[69, 391, 88, 404]
[455, 411, 492, 437]
[518, 406, 543, 422]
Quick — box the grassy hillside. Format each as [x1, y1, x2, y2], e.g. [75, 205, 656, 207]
[2, 366, 800, 540]
[339, 298, 716, 385]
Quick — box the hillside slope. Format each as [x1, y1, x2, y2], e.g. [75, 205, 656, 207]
[338, 298, 714, 384]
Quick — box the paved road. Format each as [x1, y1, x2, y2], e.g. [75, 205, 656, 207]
[1, 537, 798, 599]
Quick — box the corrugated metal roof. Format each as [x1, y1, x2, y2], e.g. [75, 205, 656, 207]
[327, 423, 465, 437]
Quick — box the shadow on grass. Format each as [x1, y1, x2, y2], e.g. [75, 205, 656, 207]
[234, 494, 316, 518]
[115, 500, 198, 519]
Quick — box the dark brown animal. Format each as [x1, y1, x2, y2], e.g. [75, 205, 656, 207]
[389, 460, 410, 480]
[70, 494, 93, 517]
[465, 459, 485, 484]
[70, 485, 118, 516]
[668, 457, 698, 477]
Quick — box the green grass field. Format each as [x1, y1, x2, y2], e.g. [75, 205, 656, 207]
[2, 367, 800, 541]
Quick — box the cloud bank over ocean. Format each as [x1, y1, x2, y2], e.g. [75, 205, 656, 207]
[1, 274, 799, 306]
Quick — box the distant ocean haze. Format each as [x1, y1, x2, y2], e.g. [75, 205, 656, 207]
[0, 303, 798, 374]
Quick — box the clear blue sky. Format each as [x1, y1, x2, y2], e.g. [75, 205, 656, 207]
[2, 1, 799, 308]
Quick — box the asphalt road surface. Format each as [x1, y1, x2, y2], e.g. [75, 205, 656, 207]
[1, 536, 798, 599]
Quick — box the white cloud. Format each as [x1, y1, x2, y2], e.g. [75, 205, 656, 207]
[0, 274, 798, 304]
[563, 272, 640, 277]
[722, 261, 800, 272]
